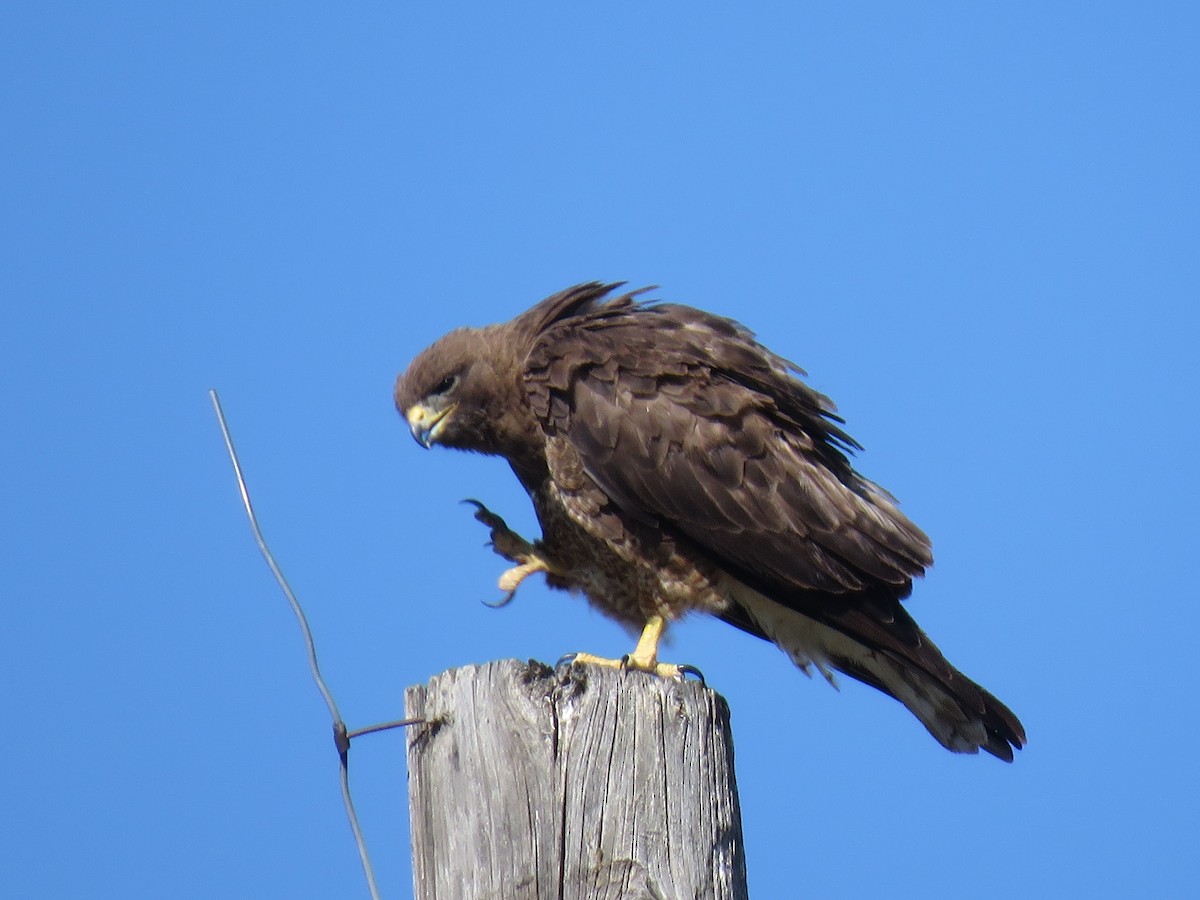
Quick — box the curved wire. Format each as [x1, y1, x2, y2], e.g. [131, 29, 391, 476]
[209, 389, 381, 900]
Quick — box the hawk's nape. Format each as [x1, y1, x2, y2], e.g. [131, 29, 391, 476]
[395, 282, 1025, 761]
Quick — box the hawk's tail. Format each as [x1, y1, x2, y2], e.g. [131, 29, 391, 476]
[726, 579, 1026, 761]
[828, 638, 1026, 762]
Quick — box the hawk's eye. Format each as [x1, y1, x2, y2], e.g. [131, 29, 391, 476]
[433, 374, 459, 396]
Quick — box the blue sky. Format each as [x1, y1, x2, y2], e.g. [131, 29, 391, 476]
[3, 3, 1197, 897]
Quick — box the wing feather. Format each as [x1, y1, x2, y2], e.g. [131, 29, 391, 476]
[527, 303, 931, 595]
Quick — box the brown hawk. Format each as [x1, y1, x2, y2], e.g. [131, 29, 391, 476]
[395, 283, 1025, 760]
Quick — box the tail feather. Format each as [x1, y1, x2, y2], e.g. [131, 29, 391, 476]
[831, 648, 1025, 762]
[725, 577, 1026, 761]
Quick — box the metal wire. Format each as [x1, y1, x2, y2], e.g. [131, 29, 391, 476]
[347, 718, 424, 741]
[209, 389, 383, 900]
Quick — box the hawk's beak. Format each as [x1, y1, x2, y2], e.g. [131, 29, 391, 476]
[406, 403, 455, 449]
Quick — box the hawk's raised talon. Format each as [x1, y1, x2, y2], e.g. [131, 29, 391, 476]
[462, 498, 507, 533]
[463, 498, 542, 565]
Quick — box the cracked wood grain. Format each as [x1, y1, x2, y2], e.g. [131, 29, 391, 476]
[405, 659, 748, 900]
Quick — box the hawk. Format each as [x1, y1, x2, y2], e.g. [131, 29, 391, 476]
[395, 283, 1025, 760]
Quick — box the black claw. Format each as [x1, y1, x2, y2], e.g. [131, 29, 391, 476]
[619, 654, 633, 670]
[555, 653, 579, 670]
[676, 664, 706, 686]
[462, 498, 505, 529]
[482, 590, 517, 609]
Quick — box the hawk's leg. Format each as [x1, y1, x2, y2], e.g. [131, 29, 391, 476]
[463, 499, 558, 603]
[570, 615, 697, 681]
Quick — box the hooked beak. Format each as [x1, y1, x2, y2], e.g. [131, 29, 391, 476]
[405, 403, 455, 449]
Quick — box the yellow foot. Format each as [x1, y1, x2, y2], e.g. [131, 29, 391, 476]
[498, 558, 550, 594]
[487, 552, 555, 609]
[563, 615, 703, 682]
[569, 650, 690, 680]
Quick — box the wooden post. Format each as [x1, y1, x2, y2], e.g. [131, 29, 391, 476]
[405, 659, 748, 899]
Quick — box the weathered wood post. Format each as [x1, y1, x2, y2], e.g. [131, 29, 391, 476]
[405, 658, 748, 899]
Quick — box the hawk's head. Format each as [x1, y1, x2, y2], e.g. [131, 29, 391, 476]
[395, 324, 538, 458]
